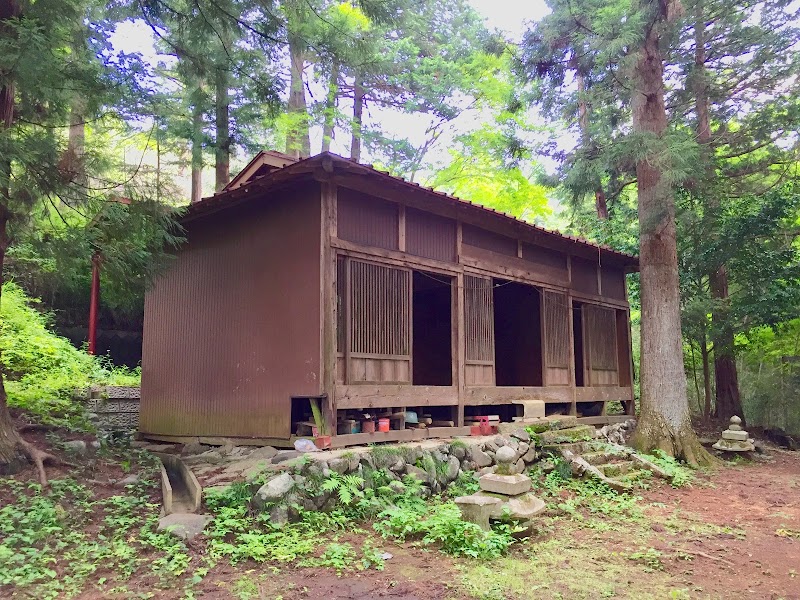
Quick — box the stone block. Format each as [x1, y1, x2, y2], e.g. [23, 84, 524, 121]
[158, 513, 212, 541]
[455, 495, 502, 530]
[478, 473, 532, 496]
[519, 400, 545, 419]
[470, 447, 493, 467]
[722, 430, 749, 442]
[539, 425, 596, 445]
[504, 492, 546, 520]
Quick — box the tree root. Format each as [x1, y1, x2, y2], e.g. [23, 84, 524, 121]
[17, 437, 74, 487]
[19, 423, 62, 433]
[675, 547, 734, 567]
[631, 422, 721, 468]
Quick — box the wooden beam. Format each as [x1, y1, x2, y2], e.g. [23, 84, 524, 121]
[463, 386, 574, 405]
[574, 386, 634, 403]
[336, 384, 459, 409]
[331, 238, 460, 276]
[460, 245, 569, 289]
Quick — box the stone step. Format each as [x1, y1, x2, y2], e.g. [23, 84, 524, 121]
[596, 460, 637, 477]
[614, 469, 651, 486]
[581, 451, 619, 465]
[526, 415, 578, 433]
[537, 425, 596, 445]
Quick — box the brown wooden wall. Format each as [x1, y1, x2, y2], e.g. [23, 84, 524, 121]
[140, 182, 322, 439]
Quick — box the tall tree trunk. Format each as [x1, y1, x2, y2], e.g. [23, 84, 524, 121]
[0, 0, 25, 473]
[321, 62, 339, 153]
[700, 331, 712, 419]
[711, 267, 744, 422]
[693, 4, 745, 424]
[350, 74, 364, 162]
[191, 96, 204, 203]
[66, 95, 86, 184]
[286, 35, 310, 159]
[629, 2, 715, 466]
[576, 68, 608, 219]
[214, 67, 230, 192]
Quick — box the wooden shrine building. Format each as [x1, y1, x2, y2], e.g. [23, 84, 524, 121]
[140, 152, 638, 447]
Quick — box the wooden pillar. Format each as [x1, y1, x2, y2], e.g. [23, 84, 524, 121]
[320, 180, 337, 432]
[455, 221, 465, 426]
[567, 294, 577, 417]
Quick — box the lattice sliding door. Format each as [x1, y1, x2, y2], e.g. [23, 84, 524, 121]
[346, 259, 411, 384]
[464, 274, 495, 386]
[543, 291, 571, 385]
[583, 304, 619, 386]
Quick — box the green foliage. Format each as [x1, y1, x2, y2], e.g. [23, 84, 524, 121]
[0, 452, 190, 598]
[446, 470, 480, 497]
[643, 450, 695, 488]
[320, 472, 365, 506]
[375, 502, 514, 559]
[0, 282, 139, 426]
[314, 542, 356, 574]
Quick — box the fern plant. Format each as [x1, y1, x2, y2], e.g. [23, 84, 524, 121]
[320, 473, 365, 506]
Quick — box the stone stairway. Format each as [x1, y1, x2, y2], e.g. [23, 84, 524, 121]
[532, 417, 672, 491]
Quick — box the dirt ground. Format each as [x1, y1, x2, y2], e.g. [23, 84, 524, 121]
[3, 422, 800, 600]
[185, 451, 800, 600]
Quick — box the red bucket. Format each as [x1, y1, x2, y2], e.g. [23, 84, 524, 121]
[378, 418, 390, 432]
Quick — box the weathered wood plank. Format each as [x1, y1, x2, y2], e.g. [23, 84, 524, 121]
[574, 386, 633, 403]
[336, 385, 459, 409]
[463, 386, 574, 405]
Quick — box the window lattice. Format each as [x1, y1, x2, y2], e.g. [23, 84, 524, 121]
[349, 260, 410, 356]
[585, 305, 617, 370]
[544, 291, 570, 368]
[465, 275, 494, 362]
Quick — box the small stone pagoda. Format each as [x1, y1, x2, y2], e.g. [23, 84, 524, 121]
[455, 445, 545, 531]
[713, 416, 755, 452]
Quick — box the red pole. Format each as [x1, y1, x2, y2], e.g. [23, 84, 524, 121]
[88, 250, 100, 355]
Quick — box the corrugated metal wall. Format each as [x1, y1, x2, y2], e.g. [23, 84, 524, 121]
[140, 182, 322, 439]
[406, 208, 456, 262]
[601, 266, 627, 300]
[571, 257, 599, 295]
[337, 188, 399, 250]
[462, 224, 517, 256]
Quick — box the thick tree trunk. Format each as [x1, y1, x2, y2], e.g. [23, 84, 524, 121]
[693, 5, 744, 424]
[191, 98, 203, 203]
[286, 36, 310, 159]
[350, 74, 364, 162]
[628, 6, 715, 467]
[711, 266, 744, 423]
[0, 208, 25, 474]
[214, 68, 230, 192]
[321, 63, 339, 153]
[0, 0, 25, 473]
[0, 0, 72, 481]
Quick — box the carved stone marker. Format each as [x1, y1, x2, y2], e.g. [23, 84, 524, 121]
[713, 416, 755, 452]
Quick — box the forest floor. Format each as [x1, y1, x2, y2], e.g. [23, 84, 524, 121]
[2, 421, 799, 600]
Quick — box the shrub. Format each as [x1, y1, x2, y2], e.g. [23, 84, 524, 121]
[375, 502, 514, 559]
[0, 282, 140, 426]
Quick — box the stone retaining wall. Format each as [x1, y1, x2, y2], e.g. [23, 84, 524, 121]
[245, 427, 542, 525]
[84, 386, 141, 429]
